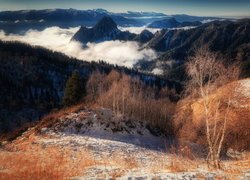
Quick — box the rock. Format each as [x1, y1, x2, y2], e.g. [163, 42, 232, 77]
[0, 141, 8, 147]
[40, 127, 48, 134]
[226, 148, 246, 160]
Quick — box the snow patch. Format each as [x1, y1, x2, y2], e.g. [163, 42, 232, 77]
[40, 108, 165, 151]
[238, 79, 250, 98]
[231, 79, 250, 108]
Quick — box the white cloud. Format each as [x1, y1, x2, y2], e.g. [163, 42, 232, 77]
[0, 26, 157, 68]
[79, 41, 157, 67]
[118, 26, 160, 34]
[152, 68, 164, 75]
[201, 19, 226, 24]
[118, 25, 196, 34]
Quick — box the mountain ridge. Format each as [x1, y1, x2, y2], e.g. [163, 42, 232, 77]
[145, 19, 250, 62]
[147, 17, 202, 29]
[72, 16, 154, 44]
[0, 8, 228, 34]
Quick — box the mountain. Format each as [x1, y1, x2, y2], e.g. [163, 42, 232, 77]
[116, 12, 218, 25]
[0, 9, 142, 26]
[138, 19, 250, 80]
[133, 30, 154, 43]
[147, 17, 202, 28]
[171, 14, 222, 23]
[117, 11, 169, 24]
[146, 19, 250, 60]
[72, 17, 154, 44]
[0, 9, 226, 34]
[120, 11, 167, 18]
[72, 16, 135, 43]
[177, 21, 202, 27]
[147, 18, 180, 28]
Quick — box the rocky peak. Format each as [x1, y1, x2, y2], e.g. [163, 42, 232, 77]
[93, 16, 118, 33]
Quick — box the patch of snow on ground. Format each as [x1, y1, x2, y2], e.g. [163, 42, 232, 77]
[40, 108, 167, 152]
[238, 79, 250, 98]
[232, 79, 250, 108]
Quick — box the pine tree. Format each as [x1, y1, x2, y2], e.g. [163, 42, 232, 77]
[62, 70, 84, 106]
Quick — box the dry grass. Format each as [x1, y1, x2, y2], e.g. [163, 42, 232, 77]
[0, 135, 249, 179]
[0, 131, 140, 180]
[104, 152, 139, 170]
[223, 154, 250, 174]
[0, 140, 95, 180]
[167, 155, 201, 173]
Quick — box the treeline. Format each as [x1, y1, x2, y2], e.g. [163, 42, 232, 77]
[84, 70, 177, 134]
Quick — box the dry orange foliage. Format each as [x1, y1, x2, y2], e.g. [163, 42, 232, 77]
[0, 143, 95, 180]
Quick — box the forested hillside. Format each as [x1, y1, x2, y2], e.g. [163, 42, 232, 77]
[0, 41, 180, 133]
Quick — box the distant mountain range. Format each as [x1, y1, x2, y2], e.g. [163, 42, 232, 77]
[0, 8, 226, 34]
[0, 8, 141, 26]
[147, 17, 202, 28]
[0, 9, 142, 34]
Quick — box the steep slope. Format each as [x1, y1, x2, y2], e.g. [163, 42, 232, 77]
[140, 19, 250, 78]
[0, 41, 175, 134]
[147, 19, 250, 61]
[174, 78, 250, 151]
[0, 41, 101, 133]
[133, 29, 154, 43]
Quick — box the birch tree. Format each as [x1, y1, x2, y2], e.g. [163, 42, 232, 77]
[185, 48, 240, 168]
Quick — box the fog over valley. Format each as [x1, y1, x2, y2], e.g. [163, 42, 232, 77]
[0, 26, 158, 68]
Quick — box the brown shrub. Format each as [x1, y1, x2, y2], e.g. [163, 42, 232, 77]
[174, 79, 250, 152]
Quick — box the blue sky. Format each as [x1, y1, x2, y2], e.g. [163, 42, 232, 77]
[0, 0, 249, 17]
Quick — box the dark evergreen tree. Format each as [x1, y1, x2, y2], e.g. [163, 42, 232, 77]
[63, 70, 83, 106]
